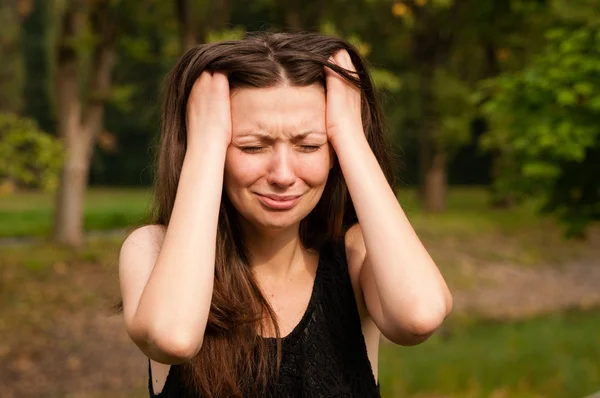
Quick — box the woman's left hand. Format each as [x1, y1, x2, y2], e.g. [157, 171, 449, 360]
[324, 50, 365, 146]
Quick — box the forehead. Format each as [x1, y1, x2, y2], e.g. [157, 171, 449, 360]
[230, 85, 326, 137]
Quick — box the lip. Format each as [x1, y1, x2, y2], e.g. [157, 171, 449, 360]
[256, 193, 302, 210]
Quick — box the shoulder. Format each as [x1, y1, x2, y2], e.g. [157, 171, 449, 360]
[120, 224, 166, 258]
[118, 224, 166, 325]
[343, 223, 368, 319]
[344, 223, 367, 272]
[342, 224, 382, 351]
[119, 224, 166, 285]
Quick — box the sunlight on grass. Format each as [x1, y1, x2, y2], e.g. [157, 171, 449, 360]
[0, 235, 125, 272]
[0, 188, 152, 237]
[397, 186, 546, 235]
[379, 310, 600, 398]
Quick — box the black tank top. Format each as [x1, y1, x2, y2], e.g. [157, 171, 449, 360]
[148, 239, 381, 397]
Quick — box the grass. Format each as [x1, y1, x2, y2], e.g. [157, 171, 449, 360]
[79, 307, 600, 398]
[1, 186, 597, 277]
[396, 187, 598, 270]
[0, 185, 572, 238]
[0, 187, 152, 237]
[1, 190, 599, 397]
[379, 310, 600, 398]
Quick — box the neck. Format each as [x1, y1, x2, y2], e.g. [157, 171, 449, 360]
[240, 222, 307, 279]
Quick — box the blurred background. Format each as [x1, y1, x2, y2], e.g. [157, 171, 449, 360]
[1, 0, 599, 397]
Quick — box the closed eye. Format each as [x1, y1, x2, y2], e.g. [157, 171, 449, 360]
[298, 145, 321, 152]
[240, 146, 264, 153]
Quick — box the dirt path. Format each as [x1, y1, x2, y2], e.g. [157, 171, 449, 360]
[452, 260, 600, 319]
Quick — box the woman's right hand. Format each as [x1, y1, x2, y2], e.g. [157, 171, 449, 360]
[186, 71, 232, 150]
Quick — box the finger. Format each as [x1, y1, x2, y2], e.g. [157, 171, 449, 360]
[211, 72, 229, 88]
[324, 55, 338, 76]
[333, 50, 357, 74]
[193, 70, 212, 93]
[324, 58, 346, 91]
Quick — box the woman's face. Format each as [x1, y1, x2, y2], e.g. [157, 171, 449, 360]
[224, 84, 333, 233]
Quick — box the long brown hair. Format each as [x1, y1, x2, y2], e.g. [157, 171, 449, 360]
[120, 31, 395, 397]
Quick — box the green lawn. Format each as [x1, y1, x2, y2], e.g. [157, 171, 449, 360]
[0, 187, 152, 237]
[379, 310, 600, 398]
[0, 185, 559, 238]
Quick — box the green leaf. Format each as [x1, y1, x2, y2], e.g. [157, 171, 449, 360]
[557, 90, 576, 106]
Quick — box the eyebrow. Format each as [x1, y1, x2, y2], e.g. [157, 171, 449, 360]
[236, 131, 325, 141]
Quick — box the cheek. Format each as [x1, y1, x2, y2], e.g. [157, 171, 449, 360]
[224, 151, 260, 188]
[297, 151, 332, 186]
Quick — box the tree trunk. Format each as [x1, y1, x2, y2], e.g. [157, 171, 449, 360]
[412, 5, 456, 213]
[175, 0, 196, 52]
[419, 121, 447, 213]
[423, 149, 447, 212]
[53, 130, 93, 247]
[417, 67, 448, 213]
[53, 0, 115, 247]
[53, 1, 82, 246]
[284, 9, 303, 31]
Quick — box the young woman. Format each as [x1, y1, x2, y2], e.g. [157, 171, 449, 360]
[118, 31, 452, 397]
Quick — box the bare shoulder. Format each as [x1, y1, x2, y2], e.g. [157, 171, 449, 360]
[344, 223, 367, 272]
[118, 224, 166, 330]
[343, 223, 381, 375]
[343, 223, 368, 318]
[120, 224, 166, 256]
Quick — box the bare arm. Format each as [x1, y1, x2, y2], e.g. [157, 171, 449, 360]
[119, 71, 231, 364]
[326, 51, 452, 345]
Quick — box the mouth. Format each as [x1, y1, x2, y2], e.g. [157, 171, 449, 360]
[255, 193, 302, 210]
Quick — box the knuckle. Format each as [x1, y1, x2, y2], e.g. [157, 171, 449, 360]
[211, 73, 229, 93]
[199, 71, 212, 88]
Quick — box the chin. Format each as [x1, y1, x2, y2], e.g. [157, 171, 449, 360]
[254, 214, 302, 231]
[232, 196, 318, 233]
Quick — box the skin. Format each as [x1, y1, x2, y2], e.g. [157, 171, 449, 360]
[118, 50, 453, 394]
[225, 84, 333, 280]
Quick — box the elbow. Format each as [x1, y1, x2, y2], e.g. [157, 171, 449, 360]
[151, 330, 203, 363]
[129, 319, 203, 364]
[384, 296, 453, 346]
[408, 309, 447, 337]
[409, 292, 453, 336]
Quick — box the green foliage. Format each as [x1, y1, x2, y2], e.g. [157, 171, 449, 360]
[433, 68, 477, 151]
[206, 27, 246, 43]
[480, 21, 600, 236]
[107, 84, 137, 113]
[11, 0, 597, 229]
[320, 21, 402, 92]
[0, 112, 63, 192]
[369, 68, 403, 92]
[380, 310, 600, 397]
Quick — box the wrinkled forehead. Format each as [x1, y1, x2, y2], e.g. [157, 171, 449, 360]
[230, 85, 326, 139]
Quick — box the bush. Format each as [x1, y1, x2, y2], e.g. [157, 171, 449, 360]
[0, 112, 63, 192]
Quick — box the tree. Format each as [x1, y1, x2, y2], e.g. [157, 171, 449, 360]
[372, 0, 546, 212]
[480, 0, 600, 236]
[384, 0, 486, 211]
[52, 0, 117, 247]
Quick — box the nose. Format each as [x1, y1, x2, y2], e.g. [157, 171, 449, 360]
[267, 146, 296, 188]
